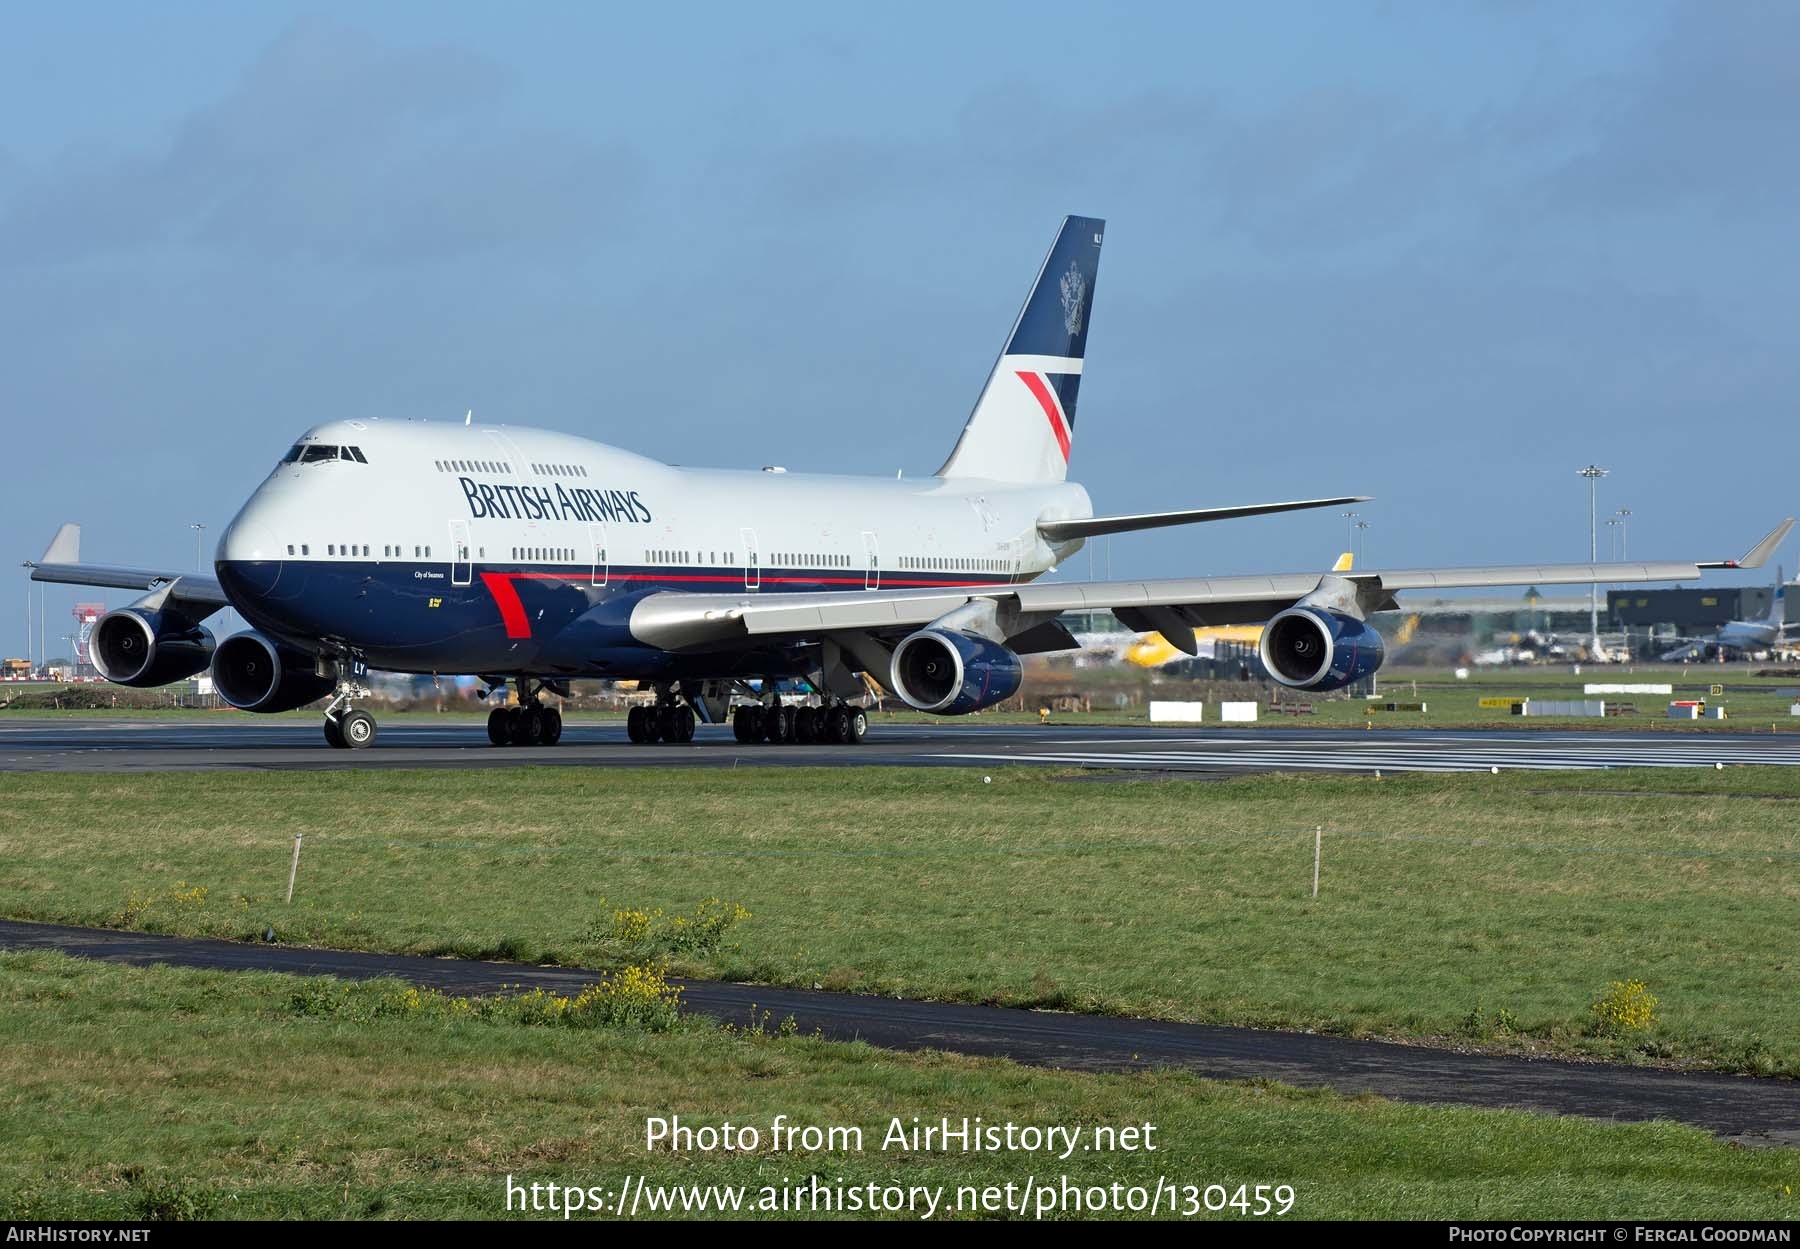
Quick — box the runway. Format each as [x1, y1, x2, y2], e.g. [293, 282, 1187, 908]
[2, 918, 1793, 1145]
[3, 714, 1800, 775]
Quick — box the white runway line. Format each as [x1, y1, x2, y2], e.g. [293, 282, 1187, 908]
[939, 740, 1800, 774]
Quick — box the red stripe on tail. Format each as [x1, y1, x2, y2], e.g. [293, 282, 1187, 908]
[1016, 370, 1071, 462]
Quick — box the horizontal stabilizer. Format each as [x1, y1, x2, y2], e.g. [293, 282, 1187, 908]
[1038, 496, 1370, 543]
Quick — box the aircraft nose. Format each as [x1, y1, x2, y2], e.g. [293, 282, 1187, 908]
[216, 516, 285, 599]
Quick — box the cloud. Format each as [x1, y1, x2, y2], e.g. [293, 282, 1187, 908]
[1544, 0, 1800, 219]
[0, 19, 642, 267]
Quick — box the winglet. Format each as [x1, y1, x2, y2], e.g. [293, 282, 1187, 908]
[39, 523, 80, 565]
[1700, 518, 1793, 570]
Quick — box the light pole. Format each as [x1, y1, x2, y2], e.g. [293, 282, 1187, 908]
[1353, 520, 1370, 564]
[1613, 507, 1630, 562]
[1606, 517, 1621, 561]
[1577, 464, 1609, 658]
[20, 562, 32, 674]
[1341, 510, 1360, 557]
[191, 523, 207, 571]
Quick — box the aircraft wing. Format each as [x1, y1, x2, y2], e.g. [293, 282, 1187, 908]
[27, 523, 229, 614]
[631, 518, 1794, 652]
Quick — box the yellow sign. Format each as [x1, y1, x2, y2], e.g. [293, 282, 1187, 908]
[428, 597, 443, 608]
[1710, 684, 1724, 697]
[1478, 697, 1523, 708]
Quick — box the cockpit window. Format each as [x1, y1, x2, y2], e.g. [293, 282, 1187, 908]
[281, 444, 305, 463]
[300, 445, 339, 463]
[346, 446, 367, 463]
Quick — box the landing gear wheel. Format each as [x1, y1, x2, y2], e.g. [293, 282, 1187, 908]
[765, 705, 791, 744]
[510, 704, 545, 746]
[826, 705, 851, 744]
[846, 707, 868, 745]
[730, 706, 750, 743]
[734, 706, 763, 743]
[627, 706, 649, 743]
[673, 706, 696, 742]
[541, 706, 563, 745]
[794, 706, 818, 744]
[487, 707, 510, 746]
[323, 716, 346, 748]
[339, 709, 378, 749]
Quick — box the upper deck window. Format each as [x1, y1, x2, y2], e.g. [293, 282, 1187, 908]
[300, 445, 339, 463]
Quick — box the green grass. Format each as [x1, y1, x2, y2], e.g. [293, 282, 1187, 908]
[1, 952, 1793, 1220]
[2, 766, 1796, 1074]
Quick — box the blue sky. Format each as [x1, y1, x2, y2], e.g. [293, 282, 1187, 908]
[4, 2, 1795, 658]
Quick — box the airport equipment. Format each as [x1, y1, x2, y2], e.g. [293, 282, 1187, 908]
[1584, 683, 1671, 695]
[1148, 701, 1205, 723]
[1520, 699, 1605, 717]
[27, 215, 1794, 751]
[1219, 701, 1258, 722]
[1669, 702, 1703, 720]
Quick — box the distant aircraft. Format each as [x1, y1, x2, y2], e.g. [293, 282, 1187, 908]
[1659, 571, 1797, 661]
[1125, 553, 1354, 669]
[29, 215, 1795, 749]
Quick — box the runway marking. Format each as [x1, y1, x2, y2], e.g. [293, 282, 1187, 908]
[940, 743, 1800, 774]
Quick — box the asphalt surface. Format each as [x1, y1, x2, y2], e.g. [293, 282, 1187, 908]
[3, 918, 1794, 1146]
[4, 715, 1800, 775]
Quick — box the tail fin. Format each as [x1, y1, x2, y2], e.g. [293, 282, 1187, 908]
[1332, 552, 1354, 572]
[936, 215, 1105, 483]
[1768, 572, 1786, 625]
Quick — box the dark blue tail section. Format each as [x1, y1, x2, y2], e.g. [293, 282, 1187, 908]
[1003, 215, 1105, 359]
[937, 215, 1105, 484]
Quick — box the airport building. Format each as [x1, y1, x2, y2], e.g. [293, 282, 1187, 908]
[1606, 586, 1777, 631]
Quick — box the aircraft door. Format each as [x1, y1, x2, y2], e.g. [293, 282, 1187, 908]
[862, 530, 880, 590]
[739, 527, 760, 590]
[449, 519, 472, 587]
[588, 522, 608, 588]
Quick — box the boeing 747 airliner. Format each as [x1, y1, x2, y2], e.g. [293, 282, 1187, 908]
[30, 217, 1793, 748]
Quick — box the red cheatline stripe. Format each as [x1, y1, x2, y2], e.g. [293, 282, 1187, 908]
[1015, 370, 1070, 461]
[479, 571, 532, 639]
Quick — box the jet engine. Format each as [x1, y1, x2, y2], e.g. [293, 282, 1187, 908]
[89, 608, 215, 688]
[889, 629, 1023, 715]
[1258, 607, 1385, 692]
[212, 631, 334, 712]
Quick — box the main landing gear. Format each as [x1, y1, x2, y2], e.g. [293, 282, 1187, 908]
[625, 703, 697, 744]
[732, 702, 866, 746]
[485, 677, 566, 747]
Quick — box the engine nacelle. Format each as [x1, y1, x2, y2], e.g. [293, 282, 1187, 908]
[90, 609, 216, 688]
[212, 631, 334, 713]
[1259, 607, 1386, 692]
[890, 629, 1023, 715]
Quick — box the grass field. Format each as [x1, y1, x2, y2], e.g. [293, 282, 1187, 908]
[2, 952, 1794, 1220]
[2, 766, 1795, 1075]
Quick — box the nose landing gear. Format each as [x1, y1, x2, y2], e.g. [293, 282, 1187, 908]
[322, 672, 377, 749]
